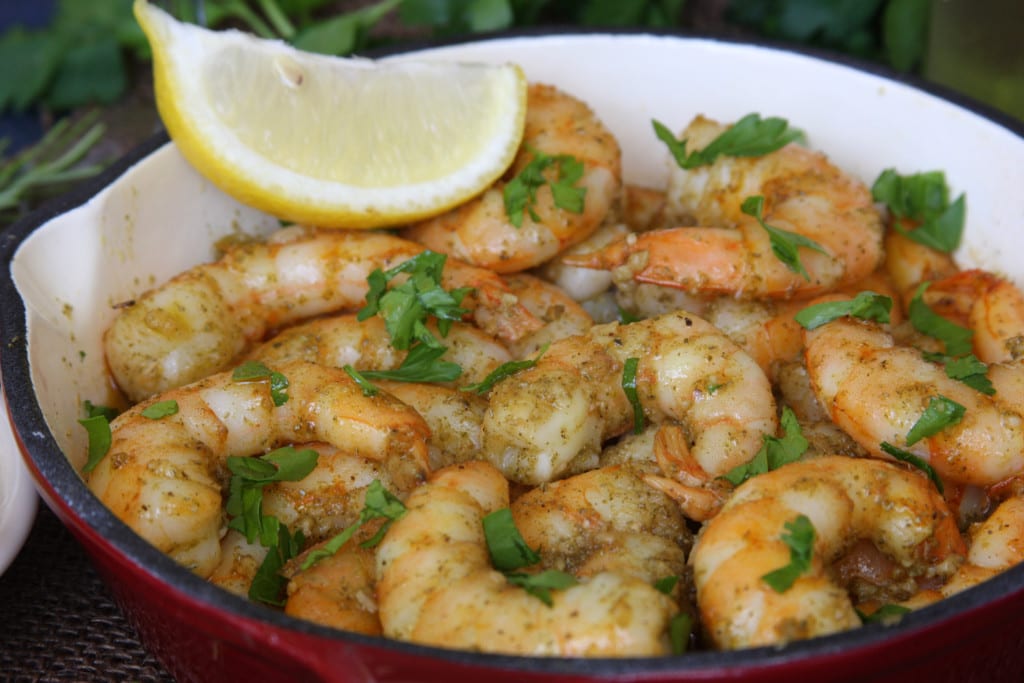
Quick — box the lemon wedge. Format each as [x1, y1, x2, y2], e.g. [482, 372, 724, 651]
[134, 0, 527, 228]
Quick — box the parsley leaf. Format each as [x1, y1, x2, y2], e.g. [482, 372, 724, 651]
[872, 169, 965, 253]
[905, 395, 965, 446]
[483, 508, 541, 571]
[248, 524, 305, 606]
[232, 360, 290, 406]
[908, 282, 974, 357]
[225, 446, 319, 545]
[857, 603, 912, 625]
[880, 441, 945, 494]
[654, 575, 679, 595]
[141, 399, 178, 420]
[301, 480, 407, 570]
[482, 507, 579, 606]
[79, 414, 112, 474]
[503, 147, 587, 227]
[741, 195, 827, 280]
[943, 354, 995, 395]
[360, 344, 463, 384]
[343, 364, 379, 396]
[356, 251, 471, 383]
[83, 399, 118, 421]
[621, 357, 645, 434]
[654, 113, 804, 169]
[669, 612, 693, 655]
[461, 343, 549, 394]
[761, 514, 816, 593]
[794, 291, 893, 330]
[722, 406, 808, 485]
[505, 569, 579, 607]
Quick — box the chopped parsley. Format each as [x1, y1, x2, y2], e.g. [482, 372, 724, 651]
[741, 194, 827, 280]
[653, 113, 804, 169]
[503, 146, 586, 227]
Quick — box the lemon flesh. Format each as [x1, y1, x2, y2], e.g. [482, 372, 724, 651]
[134, 0, 527, 228]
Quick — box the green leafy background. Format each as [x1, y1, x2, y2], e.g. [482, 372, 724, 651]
[0, 0, 1007, 225]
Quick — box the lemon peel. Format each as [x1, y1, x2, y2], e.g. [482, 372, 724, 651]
[134, 0, 526, 228]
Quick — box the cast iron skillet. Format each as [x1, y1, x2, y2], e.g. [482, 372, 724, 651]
[2, 28, 1024, 682]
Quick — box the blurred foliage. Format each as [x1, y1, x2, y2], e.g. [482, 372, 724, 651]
[0, 0, 930, 226]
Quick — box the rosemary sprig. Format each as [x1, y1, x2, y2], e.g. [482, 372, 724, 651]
[0, 112, 107, 221]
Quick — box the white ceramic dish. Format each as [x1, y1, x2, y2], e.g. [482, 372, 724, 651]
[0, 393, 37, 576]
[3, 32, 1024, 683]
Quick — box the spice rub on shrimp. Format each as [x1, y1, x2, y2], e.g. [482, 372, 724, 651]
[511, 466, 693, 589]
[691, 456, 965, 650]
[803, 312, 1024, 488]
[564, 115, 884, 300]
[375, 461, 679, 656]
[483, 310, 777, 486]
[246, 313, 512, 387]
[104, 226, 542, 402]
[85, 360, 430, 577]
[403, 83, 622, 274]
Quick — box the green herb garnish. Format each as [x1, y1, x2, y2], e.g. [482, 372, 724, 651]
[503, 147, 586, 227]
[908, 282, 974, 357]
[880, 442, 944, 494]
[79, 414, 112, 473]
[483, 507, 541, 571]
[301, 480, 407, 570]
[857, 603, 912, 624]
[140, 399, 178, 420]
[83, 399, 118, 421]
[761, 514, 815, 593]
[904, 395, 965, 446]
[462, 343, 550, 394]
[232, 360, 290, 406]
[225, 445, 319, 545]
[794, 291, 893, 330]
[871, 169, 965, 253]
[359, 344, 463, 384]
[654, 575, 679, 595]
[722, 406, 808, 486]
[505, 569, 579, 607]
[357, 250, 471, 383]
[482, 507, 577, 605]
[741, 194, 828, 280]
[669, 612, 693, 655]
[653, 113, 803, 170]
[943, 354, 995, 395]
[343, 364, 379, 396]
[622, 356, 644, 434]
[248, 524, 305, 606]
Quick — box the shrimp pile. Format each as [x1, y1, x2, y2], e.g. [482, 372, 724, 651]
[83, 83, 1024, 656]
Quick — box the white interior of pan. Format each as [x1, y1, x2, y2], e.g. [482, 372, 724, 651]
[10, 33, 1024, 475]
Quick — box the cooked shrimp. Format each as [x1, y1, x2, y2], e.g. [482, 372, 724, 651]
[246, 313, 511, 387]
[511, 465, 692, 584]
[261, 441, 425, 544]
[691, 455, 966, 649]
[921, 269, 1024, 364]
[621, 184, 669, 232]
[536, 222, 632, 305]
[402, 83, 622, 274]
[483, 310, 777, 485]
[501, 272, 594, 358]
[374, 380, 488, 470]
[85, 360, 430, 577]
[873, 495, 1024, 612]
[283, 536, 381, 635]
[564, 115, 884, 299]
[104, 226, 542, 402]
[208, 529, 267, 597]
[804, 311, 1024, 488]
[375, 461, 679, 655]
[883, 230, 958, 306]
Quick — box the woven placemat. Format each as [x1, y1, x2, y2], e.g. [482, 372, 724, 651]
[0, 503, 174, 682]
